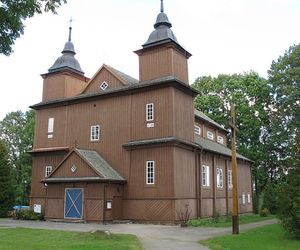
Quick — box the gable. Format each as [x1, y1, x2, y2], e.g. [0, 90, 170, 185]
[51, 151, 99, 178]
[82, 65, 130, 94]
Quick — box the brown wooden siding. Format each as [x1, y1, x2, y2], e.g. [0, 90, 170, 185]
[83, 67, 125, 94]
[173, 88, 194, 141]
[42, 73, 88, 101]
[51, 152, 98, 178]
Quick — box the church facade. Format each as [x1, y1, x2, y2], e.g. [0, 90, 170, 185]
[30, 1, 253, 223]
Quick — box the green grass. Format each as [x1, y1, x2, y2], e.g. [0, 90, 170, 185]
[200, 223, 300, 250]
[0, 228, 143, 250]
[188, 214, 276, 227]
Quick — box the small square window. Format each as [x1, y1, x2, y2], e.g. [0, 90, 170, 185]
[207, 131, 214, 140]
[100, 81, 108, 90]
[45, 166, 52, 177]
[106, 201, 112, 210]
[217, 135, 224, 144]
[194, 125, 201, 135]
[90, 125, 100, 141]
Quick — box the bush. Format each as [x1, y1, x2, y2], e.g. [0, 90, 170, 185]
[278, 167, 300, 238]
[262, 183, 280, 215]
[9, 209, 44, 221]
[260, 208, 269, 217]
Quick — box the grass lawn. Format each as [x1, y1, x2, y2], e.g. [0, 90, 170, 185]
[200, 223, 300, 250]
[188, 214, 276, 227]
[0, 228, 143, 250]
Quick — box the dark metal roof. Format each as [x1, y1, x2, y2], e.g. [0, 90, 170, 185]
[105, 64, 139, 85]
[195, 136, 252, 162]
[76, 149, 125, 181]
[194, 109, 229, 133]
[143, 0, 178, 47]
[41, 177, 124, 183]
[48, 27, 84, 76]
[31, 76, 198, 109]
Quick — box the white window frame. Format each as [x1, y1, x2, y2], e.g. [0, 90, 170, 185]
[217, 135, 224, 144]
[90, 125, 100, 141]
[146, 161, 155, 185]
[45, 166, 52, 177]
[216, 167, 223, 188]
[100, 81, 108, 90]
[48, 118, 54, 138]
[146, 103, 154, 122]
[247, 193, 251, 204]
[202, 165, 210, 187]
[207, 131, 214, 140]
[194, 125, 201, 135]
[228, 170, 233, 189]
[242, 193, 246, 205]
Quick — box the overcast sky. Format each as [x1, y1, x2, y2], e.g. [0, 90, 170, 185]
[0, 0, 299, 120]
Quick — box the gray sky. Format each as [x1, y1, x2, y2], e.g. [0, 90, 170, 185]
[0, 0, 299, 119]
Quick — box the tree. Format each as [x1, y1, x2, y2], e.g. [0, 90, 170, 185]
[0, 0, 67, 55]
[268, 43, 300, 172]
[192, 72, 272, 213]
[0, 139, 14, 217]
[0, 110, 35, 204]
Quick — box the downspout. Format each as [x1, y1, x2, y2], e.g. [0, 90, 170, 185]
[199, 149, 203, 218]
[194, 149, 199, 218]
[225, 159, 229, 216]
[212, 156, 216, 215]
[103, 184, 107, 224]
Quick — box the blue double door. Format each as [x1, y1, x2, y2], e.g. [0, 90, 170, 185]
[64, 188, 83, 219]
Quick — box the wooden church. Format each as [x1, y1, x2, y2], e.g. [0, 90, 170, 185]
[30, 1, 253, 222]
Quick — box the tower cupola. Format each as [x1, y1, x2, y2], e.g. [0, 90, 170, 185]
[48, 26, 84, 75]
[144, 0, 178, 47]
[135, 0, 191, 84]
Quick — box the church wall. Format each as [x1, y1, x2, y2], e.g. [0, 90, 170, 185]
[131, 86, 174, 141]
[171, 49, 189, 84]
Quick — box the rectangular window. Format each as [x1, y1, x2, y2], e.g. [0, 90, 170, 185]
[146, 161, 155, 185]
[217, 135, 224, 144]
[216, 168, 223, 188]
[207, 131, 214, 140]
[242, 193, 246, 205]
[247, 193, 251, 204]
[48, 118, 54, 138]
[45, 166, 52, 177]
[194, 125, 201, 135]
[146, 103, 154, 122]
[228, 170, 233, 189]
[90, 125, 100, 141]
[202, 165, 210, 187]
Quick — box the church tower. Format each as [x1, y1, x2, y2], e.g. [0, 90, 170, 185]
[135, 0, 191, 84]
[41, 25, 88, 101]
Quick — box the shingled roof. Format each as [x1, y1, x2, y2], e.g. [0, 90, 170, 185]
[104, 64, 139, 85]
[76, 149, 125, 181]
[195, 136, 252, 162]
[42, 148, 125, 183]
[194, 109, 229, 133]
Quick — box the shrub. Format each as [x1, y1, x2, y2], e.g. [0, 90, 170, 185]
[278, 167, 300, 238]
[9, 209, 43, 221]
[262, 183, 280, 215]
[260, 208, 269, 217]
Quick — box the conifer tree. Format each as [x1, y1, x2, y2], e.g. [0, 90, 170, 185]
[0, 139, 14, 217]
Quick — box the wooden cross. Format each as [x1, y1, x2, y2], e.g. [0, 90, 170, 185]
[229, 103, 239, 234]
